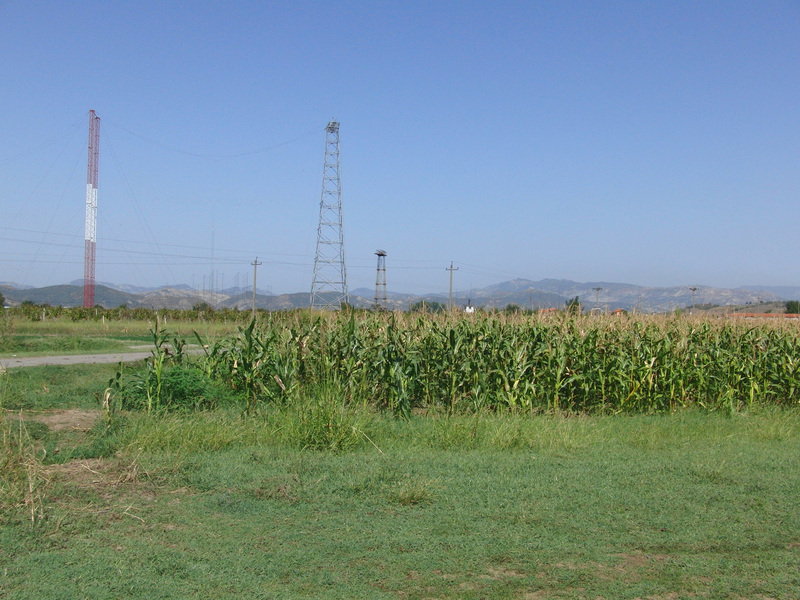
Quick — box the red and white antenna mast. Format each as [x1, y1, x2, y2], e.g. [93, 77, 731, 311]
[83, 110, 100, 308]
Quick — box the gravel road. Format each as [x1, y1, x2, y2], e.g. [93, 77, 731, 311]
[0, 352, 154, 369]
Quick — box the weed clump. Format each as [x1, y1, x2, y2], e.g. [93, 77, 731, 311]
[388, 475, 436, 506]
[120, 366, 233, 412]
[281, 385, 369, 452]
[0, 410, 45, 524]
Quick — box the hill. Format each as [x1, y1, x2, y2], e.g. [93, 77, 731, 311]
[0, 279, 790, 312]
[737, 285, 800, 301]
[517, 279, 780, 312]
[2, 285, 139, 308]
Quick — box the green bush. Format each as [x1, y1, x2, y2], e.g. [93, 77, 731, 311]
[121, 366, 233, 412]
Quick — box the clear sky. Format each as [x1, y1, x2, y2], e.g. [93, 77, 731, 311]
[1, 1, 798, 295]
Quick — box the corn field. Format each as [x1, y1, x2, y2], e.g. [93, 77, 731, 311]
[191, 311, 800, 416]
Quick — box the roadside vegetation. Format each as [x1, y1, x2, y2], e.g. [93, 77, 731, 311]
[0, 306, 242, 358]
[1, 310, 799, 598]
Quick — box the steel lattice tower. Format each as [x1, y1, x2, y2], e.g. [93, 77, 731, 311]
[83, 110, 100, 308]
[374, 250, 387, 308]
[310, 121, 349, 309]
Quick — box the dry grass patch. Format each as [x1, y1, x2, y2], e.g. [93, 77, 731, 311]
[43, 456, 143, 490]
[594, 552, 672, 583]
[41, 454, 178, 530]
[14, 408, 100, 432]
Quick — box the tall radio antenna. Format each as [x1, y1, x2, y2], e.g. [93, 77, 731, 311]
[83, 110, 100, 308]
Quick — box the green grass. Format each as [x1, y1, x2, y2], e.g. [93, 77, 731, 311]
[0, 316, 239, 357]
[0, 316, 147, 357]
[1, 363, 122, 410]
[0, 333, 144, 356]
[2, 405, 799, 599]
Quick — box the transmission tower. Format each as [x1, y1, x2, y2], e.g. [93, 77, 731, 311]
[310, 121, 348, 309]
[83, 110, 100, 308]
[374, 250, 387, 308]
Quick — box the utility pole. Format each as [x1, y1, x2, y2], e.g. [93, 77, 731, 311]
[83, 110, 100, 308]
[688, 286, 698, 314]
[446, 261, 459, 311]
[251, 257, 262, 322]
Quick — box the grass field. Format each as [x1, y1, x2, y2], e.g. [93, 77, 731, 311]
[0, 316, 239, 358]
[3, 403, 799, 597]
[2, 313, 800, 598]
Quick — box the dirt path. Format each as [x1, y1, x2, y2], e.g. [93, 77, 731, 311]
[0, 352, 153, 369]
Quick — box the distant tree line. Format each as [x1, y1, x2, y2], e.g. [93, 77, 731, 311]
[5, 301, 256, 323]
[23, 296, 800, 320]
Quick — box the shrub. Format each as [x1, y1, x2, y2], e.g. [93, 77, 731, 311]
[121, 366, 232, 412]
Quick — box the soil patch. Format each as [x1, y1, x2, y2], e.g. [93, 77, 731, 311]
[15, 408, 101, 432]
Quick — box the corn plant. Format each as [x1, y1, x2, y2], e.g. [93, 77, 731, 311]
[154, 311, 800, 415]
[120, 321, 189, 413]
[144, 320, 172, 412]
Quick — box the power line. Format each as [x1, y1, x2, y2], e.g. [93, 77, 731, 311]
[103, 119, 321, 161]
[0, 226, 313, 259]
[0, 114, 85, 165]
[103, 123, 177, 286]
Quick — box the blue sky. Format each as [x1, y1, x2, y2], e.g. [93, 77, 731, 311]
[1, 1, 798, 295]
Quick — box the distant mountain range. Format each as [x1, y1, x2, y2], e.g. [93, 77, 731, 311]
[65, 279, 275, 297]
[469, 279, 787, 313]
[1, 278, 796, 312]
